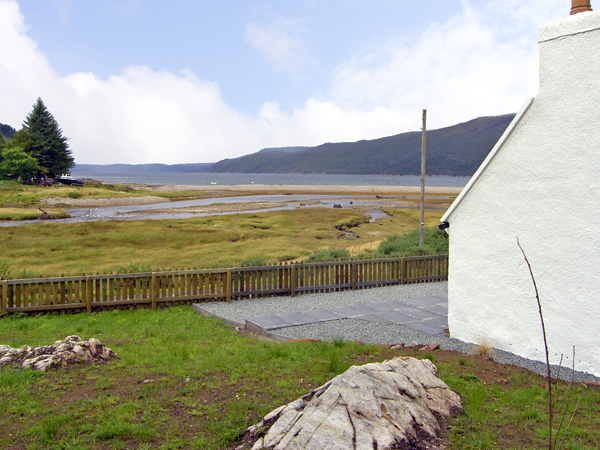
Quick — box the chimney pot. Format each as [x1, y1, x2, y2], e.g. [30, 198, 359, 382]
[571, 0, 593, 14]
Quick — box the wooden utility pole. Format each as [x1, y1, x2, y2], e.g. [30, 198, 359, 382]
[419, 109, 427, 247]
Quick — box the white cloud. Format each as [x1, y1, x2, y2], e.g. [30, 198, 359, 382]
[0, 0, 569, 164]
[61, 68, 264, 164]
[327, 2, 548, 132]
[0, 1, 59, 125]
[245, 17, 316, 75]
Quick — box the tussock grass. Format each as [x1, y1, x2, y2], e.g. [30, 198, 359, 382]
[0, 207, 442, 277]
[472, 338, 496, 358]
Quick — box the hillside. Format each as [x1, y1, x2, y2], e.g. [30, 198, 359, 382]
[72, 163, 214, 174]
[209, 114, 515, 176]
[0, 122, 17, 139]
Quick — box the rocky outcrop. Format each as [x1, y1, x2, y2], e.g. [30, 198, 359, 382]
[0, 335, 118, 371]
[247, 357, 462, 450]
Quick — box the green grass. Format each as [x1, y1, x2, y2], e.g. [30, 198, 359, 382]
[0, 207, 68, 220]
[0, 307, 598, 449]
[0, 307, 379, 449]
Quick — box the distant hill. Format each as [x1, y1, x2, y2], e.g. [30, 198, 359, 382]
[0, 122, 17, 140]
[209, 114, 515, 176]
[72, 163, 214, 174]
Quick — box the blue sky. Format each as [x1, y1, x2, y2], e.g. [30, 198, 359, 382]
[1, 0, 568, 164]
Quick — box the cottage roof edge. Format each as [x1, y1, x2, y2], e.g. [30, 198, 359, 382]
[440, 97, 534, 226]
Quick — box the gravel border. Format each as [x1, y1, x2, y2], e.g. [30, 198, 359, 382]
[197, 282, 599, 383]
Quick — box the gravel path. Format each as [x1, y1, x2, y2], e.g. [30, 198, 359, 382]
[198, 282, 599, 383]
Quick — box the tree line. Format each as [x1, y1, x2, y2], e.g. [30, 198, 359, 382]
[0, 98, 74, 183]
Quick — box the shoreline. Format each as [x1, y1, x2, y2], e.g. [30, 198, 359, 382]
[38, 182, 463, 209]
[138, 183, 464, 196]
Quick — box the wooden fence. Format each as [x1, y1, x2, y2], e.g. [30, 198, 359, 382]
[0, 255, 448, 315]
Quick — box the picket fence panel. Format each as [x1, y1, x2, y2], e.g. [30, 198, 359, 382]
[0, 255, 448, 315]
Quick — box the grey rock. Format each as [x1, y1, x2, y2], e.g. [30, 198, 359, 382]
[248, 357, 462, 450]
[0, 336, 119, 371]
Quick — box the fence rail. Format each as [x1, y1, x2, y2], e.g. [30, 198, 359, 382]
[0, 255, 448, 315]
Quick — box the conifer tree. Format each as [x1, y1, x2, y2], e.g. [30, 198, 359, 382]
[23, 98, 74, 177]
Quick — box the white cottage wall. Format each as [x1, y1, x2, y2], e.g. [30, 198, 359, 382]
[445, 11, 600, 377]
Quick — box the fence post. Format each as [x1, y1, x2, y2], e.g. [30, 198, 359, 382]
[85, 275, 92, 313]
[351, 261, 358, 290]
[1, 280, 7, 314]
[400, 258, 406, 284]
[151, 273, 157, 310]
[226, 268, 232, 303]
[290, 264, 297, 297]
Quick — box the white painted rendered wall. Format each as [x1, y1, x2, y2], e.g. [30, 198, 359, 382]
[442, 11, 600, 377]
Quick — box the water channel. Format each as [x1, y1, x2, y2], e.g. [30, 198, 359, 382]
[0, 194, 404, 227]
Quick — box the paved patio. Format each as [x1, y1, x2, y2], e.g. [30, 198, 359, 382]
[223, 294, 448, 337]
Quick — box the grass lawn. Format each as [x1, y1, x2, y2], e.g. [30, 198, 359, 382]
[0, 306, 598, 449]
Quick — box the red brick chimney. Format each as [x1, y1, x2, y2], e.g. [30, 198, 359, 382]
[571, 0, 593, 14]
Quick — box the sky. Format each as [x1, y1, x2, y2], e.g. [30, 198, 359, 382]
[0, 0, 569, 165]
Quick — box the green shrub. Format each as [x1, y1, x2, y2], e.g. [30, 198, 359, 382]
[116, 263, 153, 274]
[241, 256, 268, 267]
[67, 191, 82, 199]
[0, 261, 10, 279]
[304, 249, 351, 263]
[374, 228, 448, 257]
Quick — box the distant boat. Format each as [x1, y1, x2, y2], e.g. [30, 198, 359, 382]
[55, 174, 85, 186]
[210, 182, 217, 185]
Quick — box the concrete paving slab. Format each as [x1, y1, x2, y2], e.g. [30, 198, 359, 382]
[421, 316, 448, 329]
[353, 314, 395, 324]
[328, 305, 370, 318]
[405, 321, 446, 335]
[394, 297, 431, 307]
[374, 310, 416, 324]
[420, 304, 448, 315]
[247, 315, 293, 330]
[277, 312, 320, 326]
[302, 309, 345, 322]
[375, 300, 410, 310]
[350, 303, 389, 313]
[429, 294, 449, 303]
[401, 308, 441, 320]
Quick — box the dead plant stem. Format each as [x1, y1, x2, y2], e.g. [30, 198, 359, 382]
[517, 237, 552, 450]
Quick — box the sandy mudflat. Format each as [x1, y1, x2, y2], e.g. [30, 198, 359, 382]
[117, 199, 321, 216]
[43, 195, 167, 207]
[142, 184, 464, 196]
[42, 183, 462, 209]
